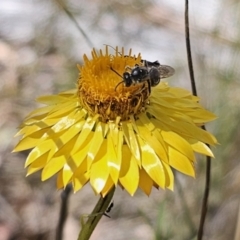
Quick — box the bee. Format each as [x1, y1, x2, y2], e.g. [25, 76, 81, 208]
[111, 60, 175, 92]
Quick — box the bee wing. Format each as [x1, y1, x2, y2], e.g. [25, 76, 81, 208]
[142, 60, 160, 67]
[158, 65, 175, 78]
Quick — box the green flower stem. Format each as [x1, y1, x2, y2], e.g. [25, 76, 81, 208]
[77, 187, 115, 240]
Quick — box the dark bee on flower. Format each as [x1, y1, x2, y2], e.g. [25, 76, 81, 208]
[111, 60, 175, 92]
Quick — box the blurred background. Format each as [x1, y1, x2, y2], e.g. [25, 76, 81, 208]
[0, 0, 239, 239]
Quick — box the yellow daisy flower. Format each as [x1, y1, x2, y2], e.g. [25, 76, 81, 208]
[13, 46, 217, 197]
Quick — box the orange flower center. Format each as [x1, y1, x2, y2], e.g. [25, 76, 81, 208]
[78, 48, 150, 122]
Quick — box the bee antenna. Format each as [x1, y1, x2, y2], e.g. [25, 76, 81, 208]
[103, 44, 115, 51]
[110, 67, 122, 78]
[115, 81, 124, 91]
[110, 67, 125, 91]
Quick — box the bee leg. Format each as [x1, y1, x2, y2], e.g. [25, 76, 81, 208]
[138, 80, 151, 96]
[147, 79, 151, 94]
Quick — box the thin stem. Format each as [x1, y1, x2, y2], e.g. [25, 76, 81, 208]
[55, 184, 72, 240]
[198, 135, 212, 240]
[77, 187, 115, 240]
[185, 1, 212, 240]
[55, 0, 94, 49]
[185, 0, 197, 97]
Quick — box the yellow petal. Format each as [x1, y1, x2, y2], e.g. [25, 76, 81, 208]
[150, 98, 196, 112]
[24, 105, 54, 120]
[108, 121, 121, 155]
[110, 129, 123, 184]
[152, 129, 168, 155]
[137, 123, 169, 164]
[150, 94, 216, 124]
[59, 89, 77, 95]
[46, 101, 77, 117]
[24, 139, 57, 167]
[175, 121, 217, 146]
[169, 146, 195, 177]
[107, 131, 120, 185]
[71, 132, 94, 170]
[130, 115, 140, 134]
[138, 113, 155, 132]
[186, 138, 214, 157]
[26, 152, 48, 176]
[90, 140, 110, 194]
[62, 164, 73, 187]
[14, 124, 44, 138]
[25, 122, 81, 168]
[87, 122, 104, 161]
[161, 130, 195, 162]
[139, 168, 153, 196]
[55, 129, 79, 153]
[138, 114, 170, 162]
[36, 94, 75, 105]
[71, 117, 97, 153]
[101, 177, 114, 197]
[27, 102, 76, 125]
[73, 172, 89, 193]
[51, 109, 86, 133]
[27, 119, 87, 164]
[41, 156, 66, 181]
[148, 105, 195, 125]
[72, 159, 89, 192]
[161, 161, 174, 190]
[119, 145, 139, 196]
[13, 129, 48, 152]
[187, 108, 217, 123]
[152, 113, 217, 145]
[137, 136, 165, 189]
[127, 122, 141, 164]
[57, 170, 64, 189]
[122, 122, 141, 164]
[166, 87, 193, 98]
